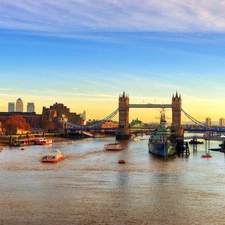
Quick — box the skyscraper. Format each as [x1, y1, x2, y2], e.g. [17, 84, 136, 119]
[219, 118, 225, 127]
[8, 102, 15, 112]
[16, 98, 23, 112]
[27, 102, 35, 113]
[205, 117, 211, 126]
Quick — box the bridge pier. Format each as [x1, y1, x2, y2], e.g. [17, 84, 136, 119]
[192, 137, 198, 152]
[205, 139, 211, 155]
[115, 127, 130, 140]
[176, 140, 190, 157]
[193, 143, 197, 152]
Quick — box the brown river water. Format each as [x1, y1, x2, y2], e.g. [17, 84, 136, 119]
[1, 135, 225, 225]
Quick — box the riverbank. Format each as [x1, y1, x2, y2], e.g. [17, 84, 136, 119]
[0, 133, 70, 146]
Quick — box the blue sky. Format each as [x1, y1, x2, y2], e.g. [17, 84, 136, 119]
[1, 0, 225, 123]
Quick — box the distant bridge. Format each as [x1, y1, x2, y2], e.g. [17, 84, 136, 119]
[64, 108, 225, 133]
[181, 108, 225, 133]
[65, 108, 119, 132]
[184, 127, 225, 133]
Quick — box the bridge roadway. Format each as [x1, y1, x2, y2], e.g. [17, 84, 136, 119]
[128, 104, 172, 108]
[184, 128, 225, 132]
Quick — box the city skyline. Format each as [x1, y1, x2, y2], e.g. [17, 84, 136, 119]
[1, 1, 225, 122]
[7, 98, 35, 113]
[3, 97, 225, 125]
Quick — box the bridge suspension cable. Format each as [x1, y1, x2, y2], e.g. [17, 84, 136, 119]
[181, 108, 207, 127]
[66, 108, 119, 130]
[89, 108, 119, 128]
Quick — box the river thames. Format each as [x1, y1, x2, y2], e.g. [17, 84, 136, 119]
[1, 134, 225, 225]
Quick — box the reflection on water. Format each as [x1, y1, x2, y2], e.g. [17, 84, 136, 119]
[1, 135, 225, 224]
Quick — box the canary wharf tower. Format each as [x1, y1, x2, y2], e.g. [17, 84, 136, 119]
[16, 98, 23, 112]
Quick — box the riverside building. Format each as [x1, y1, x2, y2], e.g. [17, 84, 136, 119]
[42, 102, 84, 128]
[205, 117, 211, 126]
[219, 118, 225, 127]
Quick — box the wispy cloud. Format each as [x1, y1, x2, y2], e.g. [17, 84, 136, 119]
[1, 0, 225, 34]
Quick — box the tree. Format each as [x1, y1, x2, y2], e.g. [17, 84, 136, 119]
[0, 116, 7, 134]
[4, 115, 30, 135]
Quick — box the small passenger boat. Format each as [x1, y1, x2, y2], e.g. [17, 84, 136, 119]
[104, 142, 123, 151]
[41, 149, 64, 163]
[209, 148, 222, 152]
[35, 138, 52, 145]
[189, 140, 204, 144]
[11, 138, 36, 147]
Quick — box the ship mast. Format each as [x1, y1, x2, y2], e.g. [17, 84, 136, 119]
[160, 108, 166, 122]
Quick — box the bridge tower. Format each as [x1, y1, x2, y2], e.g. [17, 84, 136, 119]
[172, 92, 184, 137]
[116, 91, 130, 140]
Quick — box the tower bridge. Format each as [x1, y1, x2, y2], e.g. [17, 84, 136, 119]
[65, 91, 183, 139]
[116, 91, 182, 140]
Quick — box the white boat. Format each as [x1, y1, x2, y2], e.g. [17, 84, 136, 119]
[131, 135, 139, 142]
[104, 142, 123, 151]
[41, 149, 64, 163]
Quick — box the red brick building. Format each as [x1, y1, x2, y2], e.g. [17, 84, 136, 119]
[42, 102, 84, 126]
[0, 112, 41, 133]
